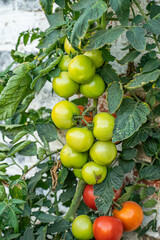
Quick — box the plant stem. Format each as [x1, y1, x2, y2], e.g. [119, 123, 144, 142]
[153, 34, 160, 52]
[11, 156, 23, 171]
[133, 0, 148, 21]
[64, 179, 86, 222]
[128, 89, 141, 102]
[101, 13, 106, 29]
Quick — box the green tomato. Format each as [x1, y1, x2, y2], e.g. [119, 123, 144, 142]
[68, 55, 96, 84]
[58, 55, 72, 71]
[72, 215, 93, 240]
[52, 71, 79, 98]
[73, 168, 83, 179]
[82, 161, 107, 185]
[64, 38, 76, 54]
[93, 112, 115, 141]
[84, 50, 104, 68]
[90, 141, 117, 166]
[60, 144, 88, 169]
[66, 127, 94, 152]
[80, 74, 105, 99]
[51, 101, 79, 129]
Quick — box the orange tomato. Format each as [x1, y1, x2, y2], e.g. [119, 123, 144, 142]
[113, 201, 143, 232]
[78, 105, 93, 125]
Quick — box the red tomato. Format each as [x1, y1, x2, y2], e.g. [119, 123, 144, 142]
[93, 216, 123, 240]
[77, 105, 93, 125]
[83, 185, 122, 210]
[113, 201, 143, 232]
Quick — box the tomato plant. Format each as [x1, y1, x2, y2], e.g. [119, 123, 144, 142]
[0, 0, 160, 239]
[93, 216, 123, 240]
[113, 201, 144, 232]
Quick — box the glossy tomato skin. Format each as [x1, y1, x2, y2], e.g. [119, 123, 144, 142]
[114, 188, 122, 202]
[93, 216, 123, 240]
[64, 38, 75, 54]
[72, 215, 93, 240]
[82, 162, 107, 185]
[83, 184, 97, 210]
[52, 71, 79, 98]
[60, 144, 88, 169]
[73, 168, 83, 179]
[66, 127, 94, 152]
[68, 55, 96, 84]
[80, 74, 105, 99]
[84, 50, 104, 68]
[113, 201, 143, 232]
[90, 141, 117, 166]
[93, 112, 115, 141]
[51, 101, 79, 129]
[78, 105, 93, 125]
[58, 55, 72, 71]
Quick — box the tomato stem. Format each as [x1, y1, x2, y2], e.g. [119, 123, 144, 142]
[64, 179, 86, 222]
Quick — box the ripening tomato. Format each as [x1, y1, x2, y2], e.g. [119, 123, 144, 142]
[90, 141, 117, 166]
[68, 55, 96, 84]
[83, 185, 122, 210]
[72, 215, 94, 240]
[77, 105, 93, 125]
[82, 162, 107, 185]
[84, 50, 104, 68]
[66, 127, 94, 152]
[64, 38, 75, 54]
[113, 201, 143, 232]
[51, 101, 79, 129]
[58, 55, 72, 71]
[52, 71, 79, 98]
[73, 168, 83, 179]
[60, 144, 88, 169]
[93, 216, 123, 240]
[80, 74, 105, 99]
[93, 112, 115, 141]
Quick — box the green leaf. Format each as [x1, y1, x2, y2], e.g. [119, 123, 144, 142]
[58, 167, 69, 185]
[55, 0, 65, 8]
[144, 209, 157, 216]
[47, 219, 70, 234]
[71, 97, 88, 106]
[36, 226, 47, 240]
[23, 33, 29, 46]
[138, 219, 157, 238]
[36, 123, 58, 143]
[142, 59, 160, 73]
[60, 186, 76, 203]
[94, 174, 115, 215]
[119, 159, 135, 174]
[46, 10, 65, 27]
[99, 64, 120, 85]
[143, 138, 158, 157]
[109, 0, 130, 25]
[12, 131, 27, 144]
[117, 183, 145, 204]
[125, 69, 160, 89]
[106, 81, 124, 114]
[20, 227, 35, 240]
[85, 26, 124, 51]
[37, 213, 58, 223]
[140, 165, 160, 180]
[112, 98, 150, 142]
[8, 140, 32, 157]
[37, 147, 46, 160]
[118, 50, 141, 65]
[144, 19, 160, 35]
[121, 148, 137, 160]
[132, 15, 144, 25]
[109, 166, 124, 190]
[8, 207, 19, 233]
[19, 142, 37, 156]
[11, 50, 35, 63]
[102, 48, 115, 62]
[0, 202, 7, 215]
[0, 143, 10, 152]
[37, 29, 62, 49]
[126, 26, 146, 52]
[71, 0, 107, 48]
[122, 125, 151, 148]
[142, 199, 157, 208]
[39, 0, 55, 15]
[4, 234, 21, 240]
[0, 63, 35, 120]
[147, 187, 155, 196]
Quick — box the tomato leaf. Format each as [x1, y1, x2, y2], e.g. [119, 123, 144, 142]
[142, 59, 160, 73]
[85, 26, 124, 50]
[0, 62, 35, 120]
[20, 227, 35, 240]
[71, 0, 107, 48]
[109, 0, 130, 25]
[47, 219, 70, 234]
[140, 165, 160, 180]
[46, 10, 65, 27]
[142, 199, 157, 208]
[121, 148, 137, 160]
[109, 166, 124, 190]
[112, 98, 150, 143]
[144, 19, 160, 35]
[19, 142, 37, 156]
[98, 64, 120, 85]
[143, 209, 157, 216]
[106, 81, 124, 114]
[118, 50, 141, 65]
[126, 26, 146, 52]
[119, 159, 135, 174]
[36, 226, 47, 240]
[39, 0, 55, 15]
[8, 140, 33, 157]
[36, 123, 58, 143]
